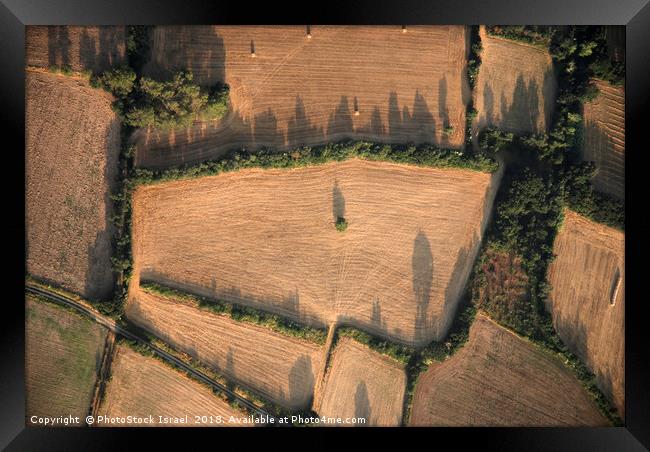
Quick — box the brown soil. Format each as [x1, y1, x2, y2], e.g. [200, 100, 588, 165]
[125, 289, 324, 410]
[410, 314, 608, 426]
[26, 295, 108, 424]
[99, 345, 249, 426]
[133, 25, 471, 169]
[582, 80, 625, 200]
[130, 159, 502, 346]
[317, 338, 406, 426]
[25, 70, 120, 300]
[547, 210, 625, 418]
[473, 26, 557, 142]
[26, 26, 126, 73]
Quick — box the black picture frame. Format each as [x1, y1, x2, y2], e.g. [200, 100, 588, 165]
[2, 0, 649, 449]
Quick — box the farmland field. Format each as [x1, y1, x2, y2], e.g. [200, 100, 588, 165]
[410, 314, 608, 426]
[547, 210, 625, 417]
[131, 159, 502, 346]
[26, 295, 108, 424]
[473, 26, 556, 141]
[126, 289, 324, 410]
[582, 79, 625, 199]
[133, 25, 471, 169]
[317, 338, 406, 426]
[26, 26, 126, 73]
[26, 70, 120, 300]
[99, 345, 249, 426]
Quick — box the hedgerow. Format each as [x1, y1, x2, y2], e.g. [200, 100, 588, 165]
[140, 281, 327, 345]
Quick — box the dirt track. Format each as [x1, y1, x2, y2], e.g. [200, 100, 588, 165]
[473, 26, 557, 141]
[134, 25, 471, 169]
[410, 314, 608, 426]
[317, 338, 406, 426]
[99, 345, 249, 426]
[26, 26, 126, 73]
[583, 79, 625, 200]
[26, 70, 120, 300]
[547, 210, 625, 418]
[131, 159, 502, 346]
[126, 289, 323, 410]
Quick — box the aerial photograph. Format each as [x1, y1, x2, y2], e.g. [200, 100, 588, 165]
[25, 25, 624, 427]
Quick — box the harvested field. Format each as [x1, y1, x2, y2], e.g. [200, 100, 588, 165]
[99, 345, 249, 426]
[317, 338, 406, 426]
[410, 314, 608, 426]
[131, 159, 502, 346]
[26, 70, 120, 300]
[582, 79, 625, 199]
[26, 26, 126, 73]
[126, 289, 324, 410]
[26, 295, 108, 424]
[134, 25, 471, 169]
[547, 210, 625, 417]
[473, 26, 556, 141]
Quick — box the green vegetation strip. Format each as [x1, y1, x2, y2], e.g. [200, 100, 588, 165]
[472, 25, 623, 425]
[140, 281, 327, 345]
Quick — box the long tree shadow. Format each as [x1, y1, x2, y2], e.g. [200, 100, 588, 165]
[354, 381, 371, 425]
[412, 231, 433, 343]
[288, 355, 315, 409]
[438, 75, 449, 146]
[48, 26, 71, 67]
[332, 179, 346, 223]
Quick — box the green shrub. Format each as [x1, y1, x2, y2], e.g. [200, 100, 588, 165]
[335, 217, 348, 232]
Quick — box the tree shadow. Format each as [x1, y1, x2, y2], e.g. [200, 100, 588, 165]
[332, 179, 346, 222]
[438, 75, 449, 145]
[145, 26, 225, 85]
[287, 95, 324, 147]
[499, 73, 541, 133]
[83, 113, 121, 302]
[288, 354, 315, 409]
[48, 26, 71, 67]
[354, 381, 371, 425]
[326, 96, 354, 138]
[139, 269, 308, 325]
[412, 231, 433, 343]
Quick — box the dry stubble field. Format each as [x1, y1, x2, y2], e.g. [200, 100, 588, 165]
[134, 25, 471, 169]
[26, 295, 108, 423]
[26, 70, 120, 300]
[547, 210, 625, 417]
[131, 159, 502, 346]
[582, 79, 625, 200]
[410, 314, 608, 426]
[99, 345, 249, 426]
[126, 289, 324, 410]
[26, 26, 126, 73]
[316, 338, 406, 426]
[472, 26, 557, 142]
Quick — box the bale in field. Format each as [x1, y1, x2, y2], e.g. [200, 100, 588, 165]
[133, 25, 472, 169]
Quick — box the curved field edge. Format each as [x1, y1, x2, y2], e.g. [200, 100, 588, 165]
[110, 140, 498, 319]
[409, 313, 609, 426]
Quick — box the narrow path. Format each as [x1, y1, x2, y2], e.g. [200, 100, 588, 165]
[311, 322, 338, 413]
[88, 330, 115, 422]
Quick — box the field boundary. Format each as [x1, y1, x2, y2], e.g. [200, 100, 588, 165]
[140, 281, 327, 345]
[88, 331, 115, 421]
